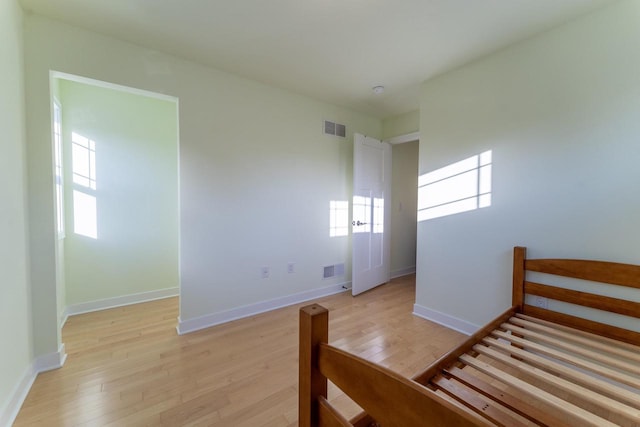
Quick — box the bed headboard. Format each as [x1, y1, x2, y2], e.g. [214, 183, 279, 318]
[512, 246, 640, 346]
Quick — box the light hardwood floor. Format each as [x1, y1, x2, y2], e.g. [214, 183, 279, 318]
[14, 275, 465, 426]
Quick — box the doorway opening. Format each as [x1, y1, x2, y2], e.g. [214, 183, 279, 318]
[50, 72, 180, 340]
[389, 138, 419, 279]
[351, 132, 419, 295]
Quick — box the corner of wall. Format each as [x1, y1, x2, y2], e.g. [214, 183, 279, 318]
[0, 344, 66, 427]
[381, 110, 419, 140]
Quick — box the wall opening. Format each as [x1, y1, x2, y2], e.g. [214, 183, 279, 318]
[50, 72, 180, 336]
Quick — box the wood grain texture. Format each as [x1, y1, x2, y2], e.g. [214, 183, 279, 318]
[412, 307, 516, 385]
[299, 304, 329, 427]
[522, 304, 640, 346]
[14, 274, 465, 426]
[482, 336, 640, 408]
[500, 322, 640, 375]
[459, 354, 618, 427]
[432, 375, 528, 427]
[318, 344, 490, 427]
[524, 258, 640, 289]
[443, 367, 570, 427]
[515, 313, 640, 352]
[512, 246, 526, 310]
[508, 316, 640, 363]
[490, 329, 640, 390]
[318, 396, 352, 427]
[524, 281, 640, 318]
[303, 247, 640, 427]
[471, 345, 640, 424]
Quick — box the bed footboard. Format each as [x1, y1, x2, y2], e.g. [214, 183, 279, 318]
[298, 304, 490, 427]
[300, 247, 640, 426]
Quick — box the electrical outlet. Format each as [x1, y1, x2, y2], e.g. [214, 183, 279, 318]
[533, 296, 548, 309]
[261, 266, 270, 279]
[287, 263, 295, 274]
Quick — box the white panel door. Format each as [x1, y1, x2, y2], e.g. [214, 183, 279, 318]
[352, 133, 391, 296]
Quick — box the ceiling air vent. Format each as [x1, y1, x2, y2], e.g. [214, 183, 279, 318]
[324, 120, 346, 138]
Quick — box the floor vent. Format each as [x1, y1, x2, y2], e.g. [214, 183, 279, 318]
[323, 263, 345, 279]
[324, 120, 346, 138]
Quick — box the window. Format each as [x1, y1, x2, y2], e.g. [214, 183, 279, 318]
[71, 132, 98, 239]
[417, 150, 492, 221]
[329, 200, 349, 237]
[53, 99, 65, 238]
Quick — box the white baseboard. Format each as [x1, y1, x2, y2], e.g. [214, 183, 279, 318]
[390, 266, 416, 279]
[0, 365, 35, 427]
[60, 311, 69, 329]
[0, 344, 66, 427]
[64, 287, 179, 319]
[177, 282, 350, 335]
[413, 304, 479, 336]
[34, 343, 67, 373]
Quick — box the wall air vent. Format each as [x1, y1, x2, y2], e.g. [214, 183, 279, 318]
[323, 263, 345, 279]
[324, 120, 346, 138]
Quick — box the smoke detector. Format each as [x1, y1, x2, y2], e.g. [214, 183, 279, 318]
[372, 85, 385, 95]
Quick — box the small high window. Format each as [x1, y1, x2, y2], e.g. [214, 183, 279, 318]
[53, 99, 65, 238]
[71, 132, 98, 239]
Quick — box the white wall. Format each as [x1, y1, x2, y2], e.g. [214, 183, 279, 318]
[382, 110, 419, 141]
[24, 14, 380, 348]
[0, 0, 34, 423]
[51, 77, 67, 329]
[416, 0, 640, 331]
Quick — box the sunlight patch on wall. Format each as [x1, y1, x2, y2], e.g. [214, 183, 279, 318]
[417, 150, 492, 222]
[72, 132, 96, 189]
[73, 190, 97, 238]
[352, 196, 371, 234]
[329, 200, 349, 237]
[373, 197, 384, 234]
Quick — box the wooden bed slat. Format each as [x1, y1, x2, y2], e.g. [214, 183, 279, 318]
[318, 343, 490, 427]
[509, 316, 640, 363]
[491, 330, 640, 390]
[500, 322, 640, 376]
[432, 375, 529, 427]
[482, 336, 640, 408]
[348, 412, 376, 427]
[459, 354, 618, 427]
[412, 307, 517, 385]
[524, 258, 640, 289]
[523, 305, 640, 346]
[473, 344, 640, 423]
[444, 367, 571, 427]
[515, 313, 640, 353]
[318, 396, 352, 427]
[524, 281, 640, 319]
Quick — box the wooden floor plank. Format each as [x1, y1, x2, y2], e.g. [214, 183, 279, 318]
[14, 275, 466, 426]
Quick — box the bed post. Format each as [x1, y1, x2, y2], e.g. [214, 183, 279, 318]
[299, 304, 329, 427]
[512, 246, 526, 311]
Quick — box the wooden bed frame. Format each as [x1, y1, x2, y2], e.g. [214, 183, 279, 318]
[299, 246, 640, 426]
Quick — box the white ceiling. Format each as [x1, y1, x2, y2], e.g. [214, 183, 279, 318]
[20, 0, 613, 119]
